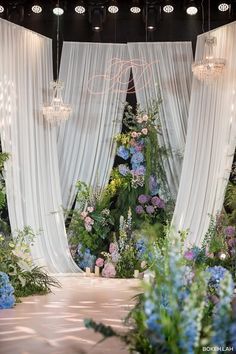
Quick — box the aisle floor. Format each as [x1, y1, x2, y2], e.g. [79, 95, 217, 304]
[0, 276, 140, 354]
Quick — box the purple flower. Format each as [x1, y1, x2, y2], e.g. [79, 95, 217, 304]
[151, 196, 160, 206]
[184, 250, 195, 261]
[146, 205, 155, 214]
[131, 152, 144, 165]
[117, 146, 130, 160]
[135, 144, 143, 152]
[224, 226, 235, 237]
[118, 164, 130, 176]
[132, 165, 146, 176]
[136, 205, 144, 214]
[138, 194, 150, 204]
[102, 263, 116, 278]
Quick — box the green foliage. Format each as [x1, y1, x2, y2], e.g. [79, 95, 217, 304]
[0, 152, 9, 211]
[0, 227, 60, 298]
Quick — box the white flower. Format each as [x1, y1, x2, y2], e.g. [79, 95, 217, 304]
[87, 206, 94, 213]
[142, 114, 148, 122]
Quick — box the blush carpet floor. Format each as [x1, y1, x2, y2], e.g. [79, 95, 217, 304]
[0, 276, 140, 354]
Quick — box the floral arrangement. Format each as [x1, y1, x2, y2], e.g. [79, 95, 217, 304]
[95, 210, 148, 278]
[68, 102, 171, 275]
[184, 214, 236, 281]
[69, 181, 114, 266]
[0, 272, 15, 309]
[85, 228, 236, 353]
[105, 102, 170, 226]
[0, 228, 60, 298]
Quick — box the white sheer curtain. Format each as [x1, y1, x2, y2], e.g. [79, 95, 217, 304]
[0, 19, 80, 273]
[127, 42, 193, 199]
[172, 22, 236, 247]
[57, 42, 130, 211]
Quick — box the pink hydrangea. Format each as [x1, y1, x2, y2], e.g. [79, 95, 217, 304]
[102, 263, 116, 278]
[96, 258, 104, 267]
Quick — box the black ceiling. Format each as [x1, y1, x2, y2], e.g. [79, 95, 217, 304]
[0, 0, 236, 46]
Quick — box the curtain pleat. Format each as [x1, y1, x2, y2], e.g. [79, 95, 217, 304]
[127, 42, 193, 199]
[0, 19, 80, 273]
[57, 42, 130, 211]
[172, 22, 236, 246]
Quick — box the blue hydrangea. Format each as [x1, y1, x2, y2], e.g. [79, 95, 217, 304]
[135, 239, 146, 259]
[206, 266, 227, 286]
[118, 164, 130, 176]
[0, 272, 15, 310]
[117, 146, 130, 160]
[131, 152, 144, 165]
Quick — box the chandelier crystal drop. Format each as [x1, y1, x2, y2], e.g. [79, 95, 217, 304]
[42, 81, 72, 124]
[192, 35, 226, 82]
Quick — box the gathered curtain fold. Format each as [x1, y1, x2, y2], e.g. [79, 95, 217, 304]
[0, 19, 80, 273]
[172, 22, 236, 246]
[57, 42, 130, 211]
[127, 42, 193, 199]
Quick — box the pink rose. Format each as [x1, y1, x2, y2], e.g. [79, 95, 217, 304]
[141, 128, 148, 135]
[80, 211, 88, 219]
[102, 263, 116, 278]
[131, 131, 138, 138]
[96, 258, 104, 267]
[142, 114, 148, 122]
[87, 206, 94, 213]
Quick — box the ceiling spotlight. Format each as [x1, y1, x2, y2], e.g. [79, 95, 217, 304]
[0, 5, 4, 13]
[75, 1, 85, 14]
[186, 1, 198, 15]
[108, 0, 119, 13]
[130, 0, 141, 13]
[218, 2, 230, 11]
[146, 7, 157, 31]
[75, 5, 85, 13]
[32, 5, 42, 14]
[89, 6, 106, 32]
[53, 5, 64, 16]
[163, 1, 174, 13]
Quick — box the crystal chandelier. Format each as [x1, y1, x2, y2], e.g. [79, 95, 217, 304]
[192, 35, 226, 82]
[42, 81, 72, 124]
[42, 1, 72, 124]
[192, 0, 226, 83]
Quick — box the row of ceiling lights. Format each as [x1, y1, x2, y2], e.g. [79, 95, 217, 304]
[0, 1, 232, 16]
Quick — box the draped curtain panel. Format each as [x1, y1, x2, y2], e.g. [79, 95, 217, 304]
[0, 19, 80, 273]
[172, 22, 236, 247]
[57, 42, 130, 211]
[127, 42, 193, 199]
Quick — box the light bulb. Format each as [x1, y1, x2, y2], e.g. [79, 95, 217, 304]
[53, 6, 64, 16]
